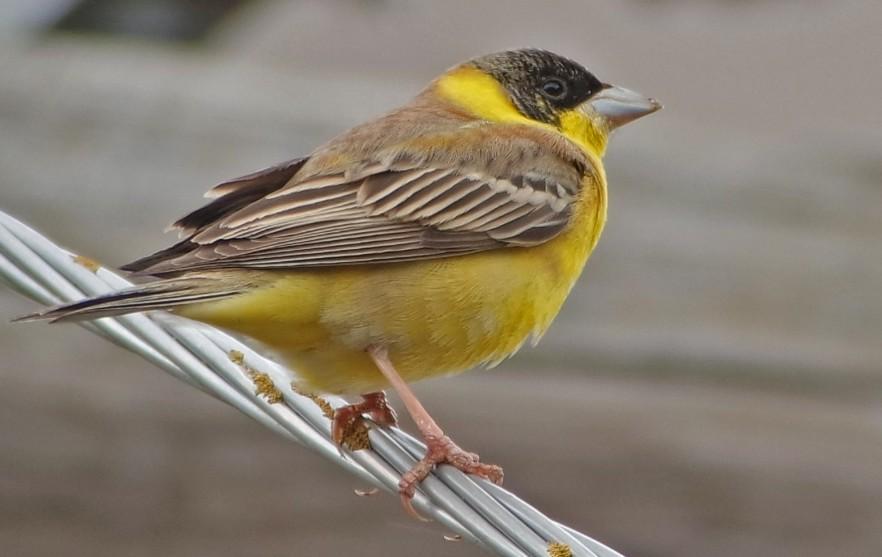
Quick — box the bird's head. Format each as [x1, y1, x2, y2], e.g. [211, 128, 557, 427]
[432, 48, 661, 157]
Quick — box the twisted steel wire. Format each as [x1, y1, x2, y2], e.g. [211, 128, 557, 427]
[0, 209, 625, 557]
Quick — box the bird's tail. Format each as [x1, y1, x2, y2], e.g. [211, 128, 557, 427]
[13, 275, 247, 323]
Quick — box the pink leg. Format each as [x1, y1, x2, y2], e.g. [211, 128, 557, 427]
[367, 346, 503, 516]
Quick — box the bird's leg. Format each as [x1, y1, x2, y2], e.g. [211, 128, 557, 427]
[367, 345, 503, 513]
[332, 391, 398, 445]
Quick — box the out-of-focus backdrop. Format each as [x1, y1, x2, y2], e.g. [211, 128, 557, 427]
[1, 1, 880, 556]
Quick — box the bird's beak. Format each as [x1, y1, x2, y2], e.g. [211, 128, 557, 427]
[586, 84, 662, 130]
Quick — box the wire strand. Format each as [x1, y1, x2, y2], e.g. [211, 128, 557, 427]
[0, 210, 625, 557]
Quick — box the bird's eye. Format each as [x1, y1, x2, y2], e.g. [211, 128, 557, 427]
[540, 78, 567, 100]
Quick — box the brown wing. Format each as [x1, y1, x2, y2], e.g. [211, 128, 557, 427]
[168, 157, 308, 236]
[123, 135, 584, 276]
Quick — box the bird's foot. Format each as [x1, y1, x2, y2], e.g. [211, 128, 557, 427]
[399, 433, 503, 517]
[363, 345, 502, 519]
[332, 391, 398, 446]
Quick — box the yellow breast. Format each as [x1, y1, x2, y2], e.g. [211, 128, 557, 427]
[180, 171, 607, 395]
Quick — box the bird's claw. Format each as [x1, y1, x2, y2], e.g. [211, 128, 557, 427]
[398, 433, 503, 519]
[332, 392, 398, 445]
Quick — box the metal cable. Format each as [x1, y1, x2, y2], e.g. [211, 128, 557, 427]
[0, 209, 625, 557]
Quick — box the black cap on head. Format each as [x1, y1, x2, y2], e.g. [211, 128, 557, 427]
[469, 49, 604, 124]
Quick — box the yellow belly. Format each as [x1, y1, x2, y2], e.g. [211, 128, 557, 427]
[179, 177, 606, 394]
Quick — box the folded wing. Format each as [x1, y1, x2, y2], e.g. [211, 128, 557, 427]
[124, 133, 584, 276]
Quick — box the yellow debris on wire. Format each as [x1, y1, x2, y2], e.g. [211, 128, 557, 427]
[547, 541, 573, 557]
[229, 350, 284, 404]
[72, 254, 101, 273]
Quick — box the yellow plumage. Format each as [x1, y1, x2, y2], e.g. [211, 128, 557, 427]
[179, 168, 606, 394]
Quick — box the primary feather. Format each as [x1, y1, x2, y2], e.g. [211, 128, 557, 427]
[14, 274, 256, 323]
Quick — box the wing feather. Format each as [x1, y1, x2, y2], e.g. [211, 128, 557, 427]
[124, 128, 588, 276]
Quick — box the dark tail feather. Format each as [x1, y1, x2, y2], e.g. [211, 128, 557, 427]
[13, 277, 244, 323]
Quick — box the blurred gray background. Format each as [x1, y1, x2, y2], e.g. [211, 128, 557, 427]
[1, 1, 881, 556]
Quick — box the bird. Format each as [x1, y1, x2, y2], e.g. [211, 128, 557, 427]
[18, 48, 660, 513]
